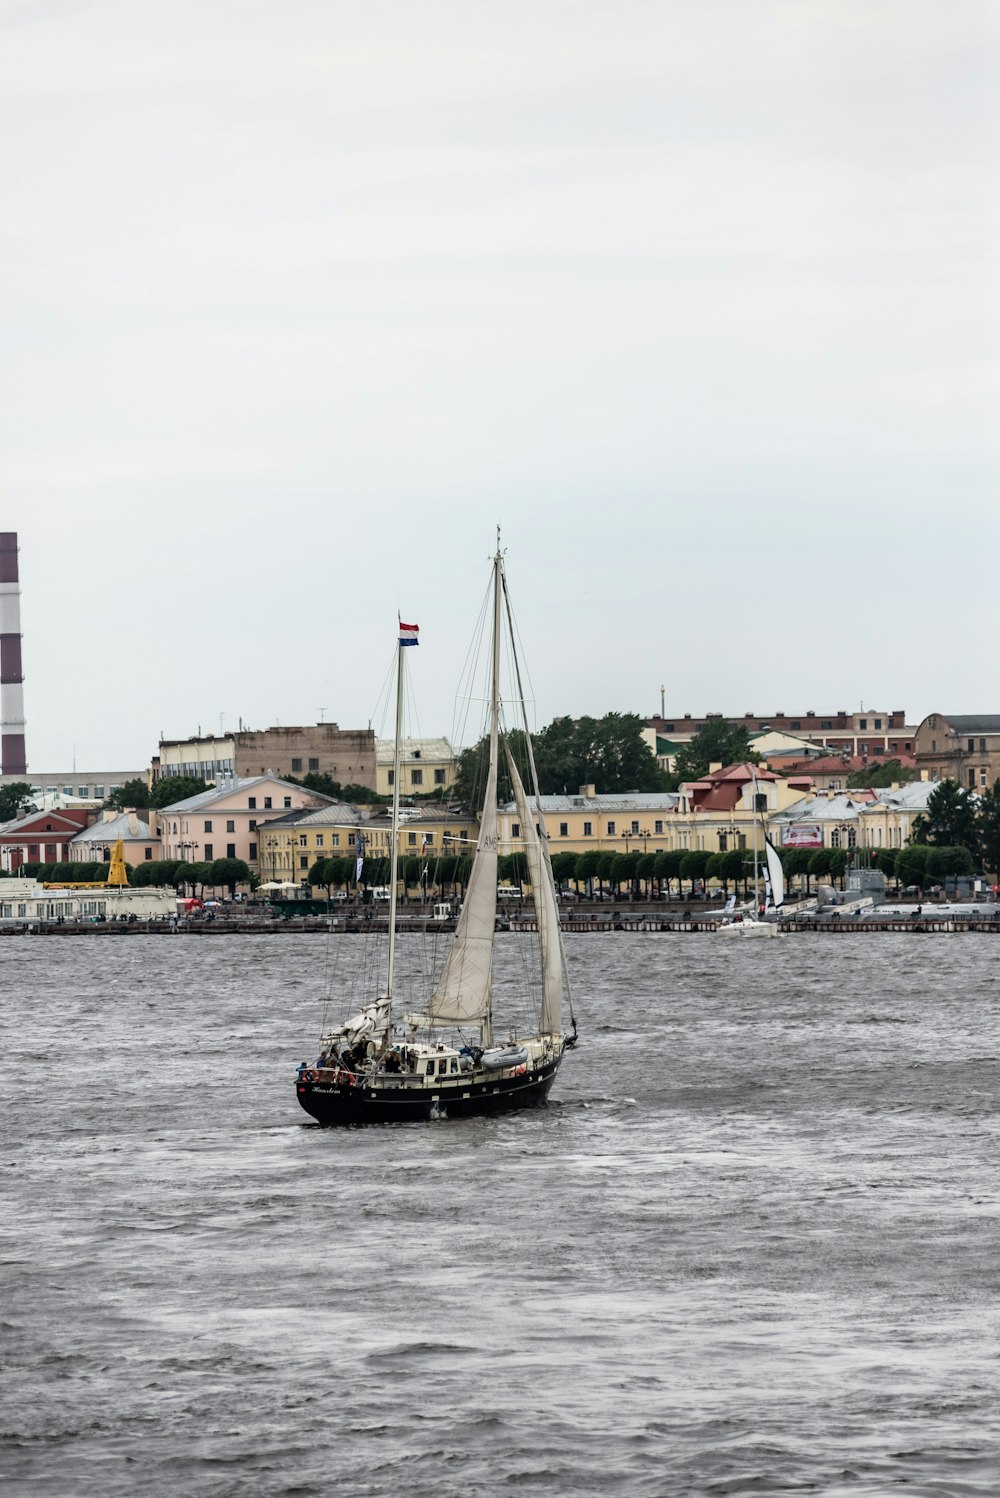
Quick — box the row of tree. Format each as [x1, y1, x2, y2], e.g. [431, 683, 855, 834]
[6, 857, 252, 895]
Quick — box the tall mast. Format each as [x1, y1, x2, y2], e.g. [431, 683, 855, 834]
[385, 633, 405, 1009]
[751, 767, 760, 911]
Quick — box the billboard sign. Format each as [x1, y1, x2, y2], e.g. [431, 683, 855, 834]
[782, 823, 824, 848]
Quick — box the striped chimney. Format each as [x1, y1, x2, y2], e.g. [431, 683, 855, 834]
[0, 532, 27, 776]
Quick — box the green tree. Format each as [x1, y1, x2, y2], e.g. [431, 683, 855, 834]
[672, 722, 759, 784]
[846, 758, 917, 790]
[895, 843, 930, 891]
[150, 776, 213, 809]
[107, 778, 151, 809]
[925, 846, 975, 882]
[680, 849, 709, 896]
[452, 712, 670, 807]
[0, 782, 33, 822]
[210, 857, 250, 895]
[574, 850, 601, 897]
[342, 783, 386, 804]
[911, 779, 978, 852]
[977, 779, 1000, 879]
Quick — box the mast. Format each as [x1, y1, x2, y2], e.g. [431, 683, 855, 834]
[484, 539, 502, 1044]
[751, 767, 760, 913]
[385, 630, 406, 1011]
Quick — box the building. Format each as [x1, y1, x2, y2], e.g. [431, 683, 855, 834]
[257, 802, 477, 886]
[158, 774, 333, 871]
[70, 808, 160, 866]
[802, 752, 918, 793]
[913, 714, 1000, 790]
[498, 786, 680, 858]
[0, 769, 144, 803]
[772, 781, 938, 855]
[0, 806, 98, 871]
[646, 709, 915, 759]
[154, 723, 377, 791]
[0, 875, 176, 925]
[375, 737, 458, 799]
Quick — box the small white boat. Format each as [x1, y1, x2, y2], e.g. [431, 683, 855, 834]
[716, 773, 784, 939]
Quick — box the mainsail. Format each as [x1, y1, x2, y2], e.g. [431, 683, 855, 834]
[764, 835, 785, 909]
[505, 747, 563, 1035]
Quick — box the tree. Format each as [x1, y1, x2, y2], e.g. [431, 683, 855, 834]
[895, 843, 929, 891]
[912, 779, 978, 853]
[672, 722, 759, 785]
[452, 712, 670, 807]
[107, 778, 151, 810]
[150, 776, 213, 809]
[0, 782, 33, 822]
[574, 850, 601, 897]
[680, 849, 709, 896]
[977, 779, 1000, 879]
[210, 858, 250, 895]
[846, 758, 917, 790]
[925, 845, 975, 882]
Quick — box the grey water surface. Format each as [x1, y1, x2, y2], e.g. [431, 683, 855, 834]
[2, 932, 1000, 1497]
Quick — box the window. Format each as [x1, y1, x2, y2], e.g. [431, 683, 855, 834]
[204, 820, 213, 833]
[291, 758, 302, 772]
[332, 835, 340, 847]
[315, 834, 324, 847]
[204, 843, 213, 859]
[94, 785, 104, 798]
[831, 830, 840, 848]
[969, 769, 976, 788]
[859, 743, 867, 755]
[790, 722, 800, 731]
[981, 768, 988, 787]
[63, 785, 72, 796]
[654, 820, 663, 834]
[718, 833, 728, 851]
[607, 821, 616, 836]
[248, 797, 257, 810]
[434, 769, 446, 785]
[968, 739, 975, 753]
[408, 832, 417, 846]
[264, 797, 272, 809]
[227, 843, 236, 858]
[859, 719, 867, 730]
[249, 843, 257, 860]
[300, 855, 309, 869]
[284, 796, 292, 808]
[631, 820, 639, 834]
[512, 822, 520, 838]
[226, 820, 235, 833]
[822, 720, 832, 730]
[144, 848, 152, 860]
[559, 822, 568, 837]
[874, 719, 881, 730]
[249, 819, 257, 831]
[387, 770, 394, 785]
[411, 769, 423, 786]
[299, 835, 308, 847]
[78, 786, 89, 798]
[308, 758, 319, 771]
[583, 821, 592, 836]
[847, 829, 856, 849]
[981, 738, 988, 753]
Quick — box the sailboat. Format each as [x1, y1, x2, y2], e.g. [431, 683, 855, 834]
[716, 769, 783, 938]
[295, 541, 577, 1125]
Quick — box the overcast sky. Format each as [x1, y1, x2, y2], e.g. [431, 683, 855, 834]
[2, 0, 997, 772]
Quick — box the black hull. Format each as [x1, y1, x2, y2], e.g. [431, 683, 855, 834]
[296, 1054, 562, 1126]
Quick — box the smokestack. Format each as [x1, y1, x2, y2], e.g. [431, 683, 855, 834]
[0, 532, 27, 776]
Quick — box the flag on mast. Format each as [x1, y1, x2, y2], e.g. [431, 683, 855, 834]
[399, 621, 419, 646]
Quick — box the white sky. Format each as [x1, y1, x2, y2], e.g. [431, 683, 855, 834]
[2, 0, 998, 770]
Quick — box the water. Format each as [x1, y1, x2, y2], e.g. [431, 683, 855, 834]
[3, 932, 1000, 1496]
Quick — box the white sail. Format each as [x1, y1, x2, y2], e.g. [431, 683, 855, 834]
[764, 836, 785, 909]
[505, 747, 563, 1035]
[425, 553, 502, 1030]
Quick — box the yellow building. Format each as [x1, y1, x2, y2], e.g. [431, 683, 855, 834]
[257, 803, 476, 887]
[375, 737, 458, 799]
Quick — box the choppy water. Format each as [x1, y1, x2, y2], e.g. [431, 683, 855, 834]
[3, 932, 1000, 1497]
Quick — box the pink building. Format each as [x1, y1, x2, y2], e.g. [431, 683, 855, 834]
[158, 773, 333, 871]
